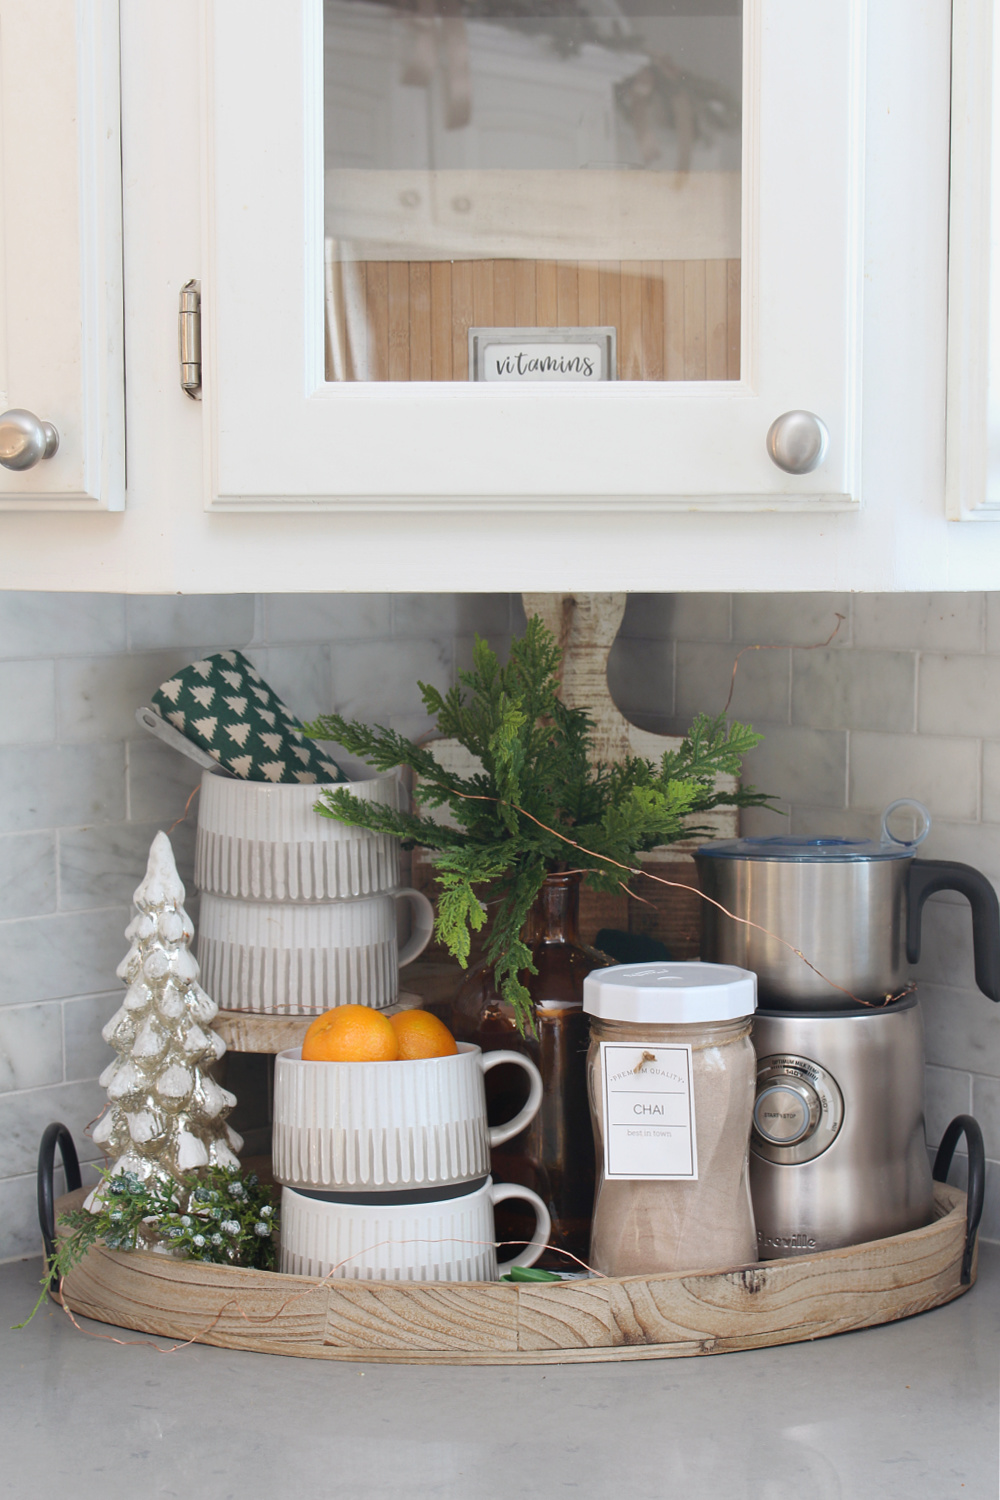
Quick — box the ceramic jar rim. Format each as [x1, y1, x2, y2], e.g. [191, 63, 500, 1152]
[277, 1040, 481, 1068]
[203, 767, 395, 792]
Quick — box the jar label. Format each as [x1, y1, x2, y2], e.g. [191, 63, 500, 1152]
[599, 1042, 699, 1180]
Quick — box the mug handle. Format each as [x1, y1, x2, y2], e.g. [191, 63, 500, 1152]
[491, 1182, 552, 1276]
[481, 1051, 545, 1147]
[393, 887, 436, 967]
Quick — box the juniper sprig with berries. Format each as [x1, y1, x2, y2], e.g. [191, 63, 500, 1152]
[16, 1163, 277, 1329]
[305, 615, 772, 1032]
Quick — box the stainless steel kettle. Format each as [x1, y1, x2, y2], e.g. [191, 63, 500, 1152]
[694, 800, 1000, 1011]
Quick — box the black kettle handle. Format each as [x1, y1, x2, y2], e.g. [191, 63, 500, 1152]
[37, 1122, 82, 1274]
[933, 1114, 986, 1285]
[906, 859, 1000, 1003]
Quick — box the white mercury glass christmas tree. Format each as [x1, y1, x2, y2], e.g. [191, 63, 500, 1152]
[89, 832, 242, 1202]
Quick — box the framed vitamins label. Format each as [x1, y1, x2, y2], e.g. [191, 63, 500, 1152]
[599, 1042, 699, 1181]
[468, 328, 617, 382]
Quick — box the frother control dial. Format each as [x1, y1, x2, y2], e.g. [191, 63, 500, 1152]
[753, 1079, 820, 1145]
[751, 1055, 844, 1165]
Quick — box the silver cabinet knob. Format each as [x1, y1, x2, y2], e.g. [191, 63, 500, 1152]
[766, 410, 828, 474]
[0, 409, 60, 471]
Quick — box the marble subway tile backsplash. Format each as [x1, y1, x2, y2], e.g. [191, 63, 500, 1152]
[675, 641, 790, 724]
[0, 1005, 63, 1095]
[612, 590, 1000, 1232]
[58, 821, 197, 912]
[853, 592, 986, 653]
[0, 1079, 107, 1180]
[790, 648, 916, 734]
[262, 592, 392, 644]
[124, 593, 256, 652]
[55, 650, 199, 742]
[0, 592, 521, 1260]
[0, 592, 125, 659]
[0, 744, 126, 834]
[2, 588, 1000, 1259]
[0, 834, 57, 920]
[0, 660, 56, 744]
[0, 908, 129, 1010]
[63, 992, 127, 1082]
[848, 731, 981, 820]
[731, 592, 853, 649]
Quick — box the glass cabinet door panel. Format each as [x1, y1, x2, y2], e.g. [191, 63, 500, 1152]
[323, 0, 742, 382]
[205, 0, 862, 509]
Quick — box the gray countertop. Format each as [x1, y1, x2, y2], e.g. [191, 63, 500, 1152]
[3, 1247, 998, 1500]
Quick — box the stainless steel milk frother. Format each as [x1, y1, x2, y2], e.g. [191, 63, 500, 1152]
[696, 800, 1000, 1257]
[694, 800, 1000, 1010]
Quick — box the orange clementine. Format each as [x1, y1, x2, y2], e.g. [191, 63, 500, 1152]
[302, 1004, 399, 1062]
[388, 1008, 458, 1061]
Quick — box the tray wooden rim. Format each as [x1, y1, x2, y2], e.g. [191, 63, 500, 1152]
[55, 1182, 975, 1365]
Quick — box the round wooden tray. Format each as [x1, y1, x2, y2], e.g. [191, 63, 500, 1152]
[56, 1183, 975, 1365]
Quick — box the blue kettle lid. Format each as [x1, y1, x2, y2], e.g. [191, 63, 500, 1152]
[696, 799, 931, 863]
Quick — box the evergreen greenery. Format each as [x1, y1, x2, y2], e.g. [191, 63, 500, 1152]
[17, 1163, 277, 1329]
[306, 616, 770, 1031]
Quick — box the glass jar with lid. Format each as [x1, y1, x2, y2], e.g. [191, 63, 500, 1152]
[583, 961, 758, 1277]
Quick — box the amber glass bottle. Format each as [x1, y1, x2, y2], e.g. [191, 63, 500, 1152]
[449, 871, 613, 1268]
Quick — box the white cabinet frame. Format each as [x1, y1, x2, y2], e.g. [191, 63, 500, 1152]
[0, 1, 124, 513]
[946, 0, 1000, 520]
[203, 0, 865, 513]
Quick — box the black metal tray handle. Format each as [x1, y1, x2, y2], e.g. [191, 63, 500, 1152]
[932, 1114, 986, 1285]
[37, 1123, 82, 1276]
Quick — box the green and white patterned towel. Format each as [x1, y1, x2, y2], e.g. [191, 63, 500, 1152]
[150, 650, 345, 784]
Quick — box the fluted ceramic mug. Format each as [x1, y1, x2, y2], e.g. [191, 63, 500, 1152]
[195, 768, 403, 901]
[280, 1176, 552, 1282]
[196, 886, 435, 1014]
[273, 1042, 544, 1190]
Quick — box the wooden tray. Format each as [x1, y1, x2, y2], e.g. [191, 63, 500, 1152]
[56, 1182, 975, 1365]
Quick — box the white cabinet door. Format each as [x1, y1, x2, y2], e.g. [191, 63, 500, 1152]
[0, 0, 124, 512]
[203, 0, 864, 513]
[946, 0, 1000, 521]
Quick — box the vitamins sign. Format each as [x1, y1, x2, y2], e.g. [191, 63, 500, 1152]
[599, 1043, 699, 1181]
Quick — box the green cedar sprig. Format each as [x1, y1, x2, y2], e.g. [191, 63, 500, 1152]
[16, 1163, 278, 1330]
[306, 616, 772, 1032]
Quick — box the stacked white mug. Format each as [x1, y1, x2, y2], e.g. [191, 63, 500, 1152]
[273, 1043, 551, 1282]
[193, 768, 434, 1014]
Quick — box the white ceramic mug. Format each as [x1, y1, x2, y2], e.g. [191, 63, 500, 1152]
[195, 768, 403, 901]
[280, 1176, 552, 1282]
[273, 1042, 544, 1191]
[196, 886, 435, 1014]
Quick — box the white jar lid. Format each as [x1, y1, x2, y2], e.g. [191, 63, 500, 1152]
[584, 962, 757, 1024]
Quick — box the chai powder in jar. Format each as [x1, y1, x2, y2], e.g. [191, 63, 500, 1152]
[583, 962, 758, 1276]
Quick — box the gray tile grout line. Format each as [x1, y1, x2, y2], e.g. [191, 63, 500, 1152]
[53, 826, 62, 914]
[0, 1075, 108, 1102]
[59, 997, 67, 1085]
[0, 904, 127, 929]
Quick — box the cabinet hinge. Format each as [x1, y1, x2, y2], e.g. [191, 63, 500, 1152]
[179, 280, 202, 399]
